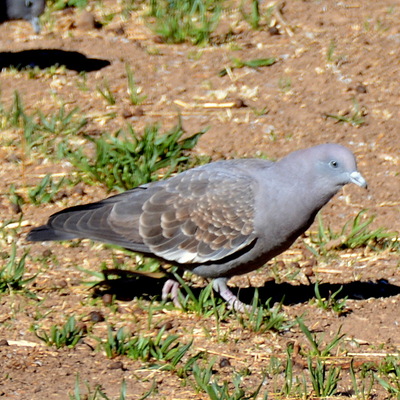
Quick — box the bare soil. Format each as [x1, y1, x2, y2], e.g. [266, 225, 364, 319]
[0, 1, 399, 399]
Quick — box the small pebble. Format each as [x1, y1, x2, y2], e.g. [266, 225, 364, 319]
[10, 203, 22, 214]
[132, 107, 145, 117]
[89, 311, 105, 323]
[114, 26, 125, 35]
[76, 11, 96, 31]
[219, 358, 231, 368]
[233, 98, 246, 108]
[153, 35, 164, 43]
[303, 266, 314, 277]
[355, 84, 367, 94]
[0, 339, 9, 346]
[268, 26, 280, 35]
[102, 293, 114, 306]
[51, 190, 68, 202]
[108, 361, 124, 370]
[42, 249, 53, 258]
[121, 109, 133, 119]
[72, 184, 86, 196]
[55, 279, 68, 288]
[113, 257, 124, 265]
[157, 321, 173, 331]
[75, 322, 88, 334]
[6, 153, 21, 163]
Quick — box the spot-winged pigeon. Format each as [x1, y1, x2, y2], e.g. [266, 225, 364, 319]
[27, 143, 367, 310]
[0, 0, 45, 33]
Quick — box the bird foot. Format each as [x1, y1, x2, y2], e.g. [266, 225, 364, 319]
[162, 277, 252, 312]
[212, 278, 252, 312]
[161, 278, 182, 308]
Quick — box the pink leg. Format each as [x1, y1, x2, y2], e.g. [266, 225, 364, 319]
[212, 277, 252, 312]
[162, 279, 181, 308]
[162, 277, 252, 312]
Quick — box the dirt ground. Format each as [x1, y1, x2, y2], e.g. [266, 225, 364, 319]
[0, 0, 399, 399]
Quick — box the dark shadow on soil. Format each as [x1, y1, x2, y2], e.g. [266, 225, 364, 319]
[0, 49, 110, 71]
[237, 279, 400, 306]
[92, 270, 400, 306]
[92, 270, 167, 302]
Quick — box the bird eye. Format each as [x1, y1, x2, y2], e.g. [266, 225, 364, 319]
[329, 160, 338, 168]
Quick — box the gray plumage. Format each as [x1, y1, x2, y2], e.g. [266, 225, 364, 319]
[0, 0, 45, 33]
[27, 143, 367, 310]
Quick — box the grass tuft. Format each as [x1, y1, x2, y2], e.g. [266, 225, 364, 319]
[96, 79, 117, 105]
[324, 99, 366, 127]
[313, 281, 349, 316]
[219, 57, 276, 77]
[28, 174, 69, 205]
[191, 358, 267, 399]
[148, 0, 222, 45]
[69, 375, 128, 400]
[48, 0, 87, 10]
[0, 244, 33, 293]
[126, 64, 147, 105]
[311, 210, 399, 253]
[240, 0, 261, 30]
[100, 325, 192, 370]
[237, 291, 292, 333]
[34, 316, 86, 348]
[0, 91, 87, 158]
[63, 119, 206, 191]
[296, 318, 344, 397]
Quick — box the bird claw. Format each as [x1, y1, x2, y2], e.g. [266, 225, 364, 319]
[162, 277, 252, 312]
[212, 278, 252, 312]
[162, 279, 182, 308]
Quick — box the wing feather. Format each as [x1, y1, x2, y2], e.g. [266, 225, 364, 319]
[109, 168, 258, 264]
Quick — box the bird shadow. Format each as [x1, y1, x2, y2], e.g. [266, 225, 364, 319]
[236, 279, 400, 306]
[91, 270, 400, 307]
[0, 49, 110, 72]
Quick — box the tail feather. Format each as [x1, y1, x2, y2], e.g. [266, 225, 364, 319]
[26, 187, 150, 250]
[26, 225, 81, 242]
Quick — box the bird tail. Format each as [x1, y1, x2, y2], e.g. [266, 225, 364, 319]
[26, 225, 81, 242]
[25, 190, 148, 251]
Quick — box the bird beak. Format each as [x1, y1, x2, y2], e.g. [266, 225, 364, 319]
[349, 171, 368, 189]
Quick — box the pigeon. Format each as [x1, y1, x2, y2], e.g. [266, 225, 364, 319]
[27, 143, 367, 311]
[0, 0, 45, 33]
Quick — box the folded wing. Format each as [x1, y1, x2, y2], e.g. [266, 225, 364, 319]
[28, 167, 258, 265]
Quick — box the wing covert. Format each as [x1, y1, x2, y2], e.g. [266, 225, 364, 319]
[131, 168, 258, 264]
